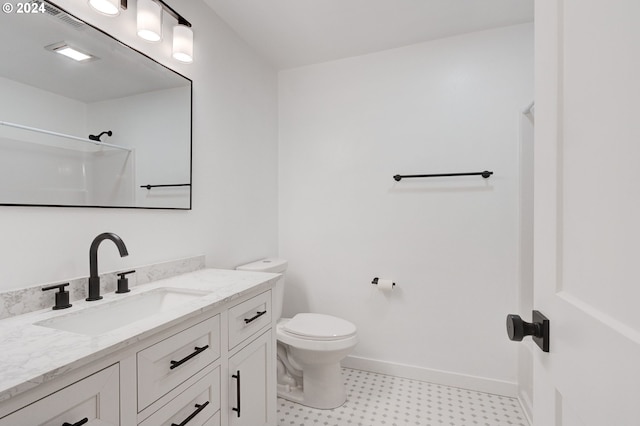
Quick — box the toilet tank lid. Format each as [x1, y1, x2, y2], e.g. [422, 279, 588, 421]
[236, 258, 288, 273]
[283, 313, 357, 339]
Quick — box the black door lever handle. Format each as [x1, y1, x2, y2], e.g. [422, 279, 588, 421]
[506, 310, 550, 352]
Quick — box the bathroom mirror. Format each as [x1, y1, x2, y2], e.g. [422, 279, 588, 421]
[0, 1, 192, 209]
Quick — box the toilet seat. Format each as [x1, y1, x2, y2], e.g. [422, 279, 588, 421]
[283, 313, 357, 341]
[277, 316, 358, 351]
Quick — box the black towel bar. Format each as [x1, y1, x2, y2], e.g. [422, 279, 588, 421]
[141, 183, 191, 190]
[393, 171, 493, 181]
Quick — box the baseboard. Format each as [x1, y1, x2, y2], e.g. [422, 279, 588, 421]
[342, 355, 518, 398]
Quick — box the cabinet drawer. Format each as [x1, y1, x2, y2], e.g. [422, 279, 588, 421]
[0, 364, 119, 426]
[204, 410, 220, 426]
[228, 291, 272, 349]
[139, 366, 220, 426]
[138, 315, 220, 410]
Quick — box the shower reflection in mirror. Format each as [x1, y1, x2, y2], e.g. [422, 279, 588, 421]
[0, 1, 192, 209]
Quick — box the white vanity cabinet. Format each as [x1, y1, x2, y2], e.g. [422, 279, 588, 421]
[226, 291, 275, 426]
[0, 364, 120, 426]
[0, 285, 276, 426]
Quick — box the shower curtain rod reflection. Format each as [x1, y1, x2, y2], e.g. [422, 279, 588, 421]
[393, 171, 493, 181]
[0, 120, 131, 152]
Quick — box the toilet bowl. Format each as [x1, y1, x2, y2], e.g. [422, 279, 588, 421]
[236, 258, 358, 409]
[277, 313, 358, 409]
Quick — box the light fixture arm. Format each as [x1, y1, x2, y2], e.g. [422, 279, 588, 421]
[117, 0, 190, 27]
[154, 0, 191, 27]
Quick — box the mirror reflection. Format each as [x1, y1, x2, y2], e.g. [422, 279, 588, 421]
[0, 1, 192, 209]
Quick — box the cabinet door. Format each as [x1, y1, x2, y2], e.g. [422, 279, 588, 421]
[0, 364, 119, 426]
[228, 330, 274, 426]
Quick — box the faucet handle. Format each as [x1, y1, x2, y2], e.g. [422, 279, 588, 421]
[116, 270, 136, 294]
[42, 283, 72, 310]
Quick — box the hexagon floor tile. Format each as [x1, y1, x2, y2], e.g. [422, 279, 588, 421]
[277, 368, 528, 426]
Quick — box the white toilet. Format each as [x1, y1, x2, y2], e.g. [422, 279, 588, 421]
[237, 258, 358, 409]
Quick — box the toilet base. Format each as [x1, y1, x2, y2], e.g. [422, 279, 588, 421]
[277, 361, 347, 409]
[277, 382, 304, 404]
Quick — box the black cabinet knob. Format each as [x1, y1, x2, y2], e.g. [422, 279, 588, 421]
[506, 310, 550, 352]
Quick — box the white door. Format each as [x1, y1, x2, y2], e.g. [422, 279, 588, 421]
[532, 0, 640, 425]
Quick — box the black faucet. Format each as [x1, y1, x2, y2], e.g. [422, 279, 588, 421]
[87, 232, 129, 301]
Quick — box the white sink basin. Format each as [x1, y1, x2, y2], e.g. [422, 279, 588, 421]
[35, 288, 209, 336]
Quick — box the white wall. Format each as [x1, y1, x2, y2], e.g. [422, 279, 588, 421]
[0, 0, 278, 290]
[0, 76, 90, 205]
[279, 24, 533, 391]
[0, 76, 87, 137]
[0, 77, 187, 208]
[87, 87, 191, 208]
[85, 149, 135, 206]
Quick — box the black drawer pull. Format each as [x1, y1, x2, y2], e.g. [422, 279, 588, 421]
[244, 310, 267, 324]
[62, 418, 88, 426]
[171, 401, 210, 426]
[170, 345, 209, 370]
[232, 370, 241, 418]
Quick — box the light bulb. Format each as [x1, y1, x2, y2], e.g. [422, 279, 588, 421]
[172, 25, 193, 63]
[137, 0, 162, 42]
[88, 0, 119, 16]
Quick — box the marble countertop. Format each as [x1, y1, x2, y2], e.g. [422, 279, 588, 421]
[0, 268, 279, 403]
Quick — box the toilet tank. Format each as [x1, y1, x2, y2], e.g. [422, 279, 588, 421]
[236, 258, 288, 320]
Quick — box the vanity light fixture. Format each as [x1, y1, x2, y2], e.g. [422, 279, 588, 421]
[137, 0, 162, 42]
[141, 0, 194, 62]
[88, 0, 193, 63]
[88, 0, 126, 16]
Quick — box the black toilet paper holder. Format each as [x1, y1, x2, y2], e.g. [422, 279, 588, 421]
[371, 277, 395, 287]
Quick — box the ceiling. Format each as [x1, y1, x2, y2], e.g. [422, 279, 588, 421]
[203, 0, 534, 70]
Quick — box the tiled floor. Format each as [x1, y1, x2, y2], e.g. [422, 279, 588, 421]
[277, 368, 528, 426]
